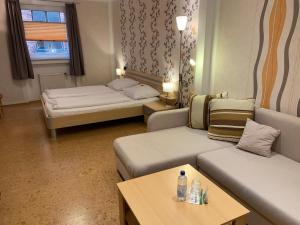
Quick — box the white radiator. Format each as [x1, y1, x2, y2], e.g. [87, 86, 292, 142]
[38, 73, 68, 93]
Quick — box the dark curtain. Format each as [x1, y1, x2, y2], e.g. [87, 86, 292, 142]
[6, 0, 34, 80]
[65, 3, 85, 76]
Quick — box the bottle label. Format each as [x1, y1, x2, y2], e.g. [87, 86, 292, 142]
[177, 184, 187, 199]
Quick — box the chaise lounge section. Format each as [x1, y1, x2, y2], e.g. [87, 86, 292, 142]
[113, 108, 233, 179]
[113, 107, 300, 225]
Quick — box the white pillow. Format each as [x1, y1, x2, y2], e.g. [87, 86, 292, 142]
[237, 119, 280, 157]
[107, 78, 139, 91]
[124, 84, 160, 100]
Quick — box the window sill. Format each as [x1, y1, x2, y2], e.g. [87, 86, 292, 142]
[31, 59, 69, 65]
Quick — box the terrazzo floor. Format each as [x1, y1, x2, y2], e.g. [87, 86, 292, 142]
[0, 101, 146, 225]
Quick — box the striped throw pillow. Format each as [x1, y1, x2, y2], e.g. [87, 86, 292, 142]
[188, 94, 210, 130]
[208, 99, 255, 142]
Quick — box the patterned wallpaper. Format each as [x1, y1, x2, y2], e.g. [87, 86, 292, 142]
[212, 0, 300, 117]
[119, 0, 199, 105]
[254, 0, 300, 117]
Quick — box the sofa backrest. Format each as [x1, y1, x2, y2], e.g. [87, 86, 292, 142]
[255, 108, 300, 162]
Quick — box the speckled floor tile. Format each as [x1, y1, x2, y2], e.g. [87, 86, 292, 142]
[0, 102, 146, 225]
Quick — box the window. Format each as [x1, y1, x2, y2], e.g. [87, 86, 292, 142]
[47, 12, 60, 22]
[32, 10, 47, 22]
[21, 9, 69, 60]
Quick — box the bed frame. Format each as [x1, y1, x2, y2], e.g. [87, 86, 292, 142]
[41, 70, 163, 139]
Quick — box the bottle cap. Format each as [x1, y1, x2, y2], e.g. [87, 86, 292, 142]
[180, 170, 185, 176]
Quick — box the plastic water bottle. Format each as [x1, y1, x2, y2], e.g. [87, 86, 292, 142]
[177, 170, 187, 201]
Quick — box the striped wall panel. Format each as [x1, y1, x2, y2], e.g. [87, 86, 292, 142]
[254, 0, 300, 117]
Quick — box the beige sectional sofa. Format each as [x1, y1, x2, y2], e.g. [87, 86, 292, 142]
[113, 107, 300, 225]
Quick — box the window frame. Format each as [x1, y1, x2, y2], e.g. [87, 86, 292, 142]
[22, 9, 65, 23]
[21, 4, 70, 63]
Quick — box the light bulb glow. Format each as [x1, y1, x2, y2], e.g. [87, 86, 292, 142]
[163, 82, 174, 93]
[189, 58, 196, 67]
[176, 16, 188, 31]
[116, 68, 122, 76]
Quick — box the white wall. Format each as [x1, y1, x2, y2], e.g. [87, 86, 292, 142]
[0, 0, 72, 105]
[0, 0, 114, 105]
[0, 0, 27, 105]
[194, 0, 219, 95]
[111, 0, 122, 76]
[210, 0, 261, 99]
[76, 1, 115, 85]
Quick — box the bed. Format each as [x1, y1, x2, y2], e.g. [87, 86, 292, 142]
[41, 71, 163, 139]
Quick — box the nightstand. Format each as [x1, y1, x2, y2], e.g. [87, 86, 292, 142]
[143, 101, 176, 123]
[159, 94, 177, 106]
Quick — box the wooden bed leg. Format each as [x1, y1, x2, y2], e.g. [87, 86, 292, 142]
[50, 129, 57, 140]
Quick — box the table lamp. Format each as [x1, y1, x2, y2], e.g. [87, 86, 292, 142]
[163, 82, 173, 97]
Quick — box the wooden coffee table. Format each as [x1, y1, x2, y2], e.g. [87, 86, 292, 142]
[117, 164, 249, 225]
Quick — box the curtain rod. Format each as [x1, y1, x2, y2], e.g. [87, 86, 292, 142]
[20, 0, 80, 6]
[46, 0, 80, 4]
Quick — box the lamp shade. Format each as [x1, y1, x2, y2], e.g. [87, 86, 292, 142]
[176, 16, 188, 31]
[116, 68, 122, 76]
[163, 82, 173, 93]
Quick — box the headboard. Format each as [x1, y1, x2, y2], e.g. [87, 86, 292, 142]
[125, 70, 163, 93]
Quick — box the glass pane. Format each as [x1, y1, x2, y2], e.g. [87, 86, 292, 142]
[26, 41, 37, 55]
[27, 41, 70, 60]
[21, 10, 32, 21]
[60, 12, 65, 23]
[47, 11, 60, 23]
[32, 10, 46, 22]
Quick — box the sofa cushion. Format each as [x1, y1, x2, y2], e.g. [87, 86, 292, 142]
[188, 94, 210, 130]
[237, 119, 281, 157]
[197, 147, 300, 225]
[114, 126, 233, 178]
[208, 99, 255, 142]
[255, 108, 300, 162]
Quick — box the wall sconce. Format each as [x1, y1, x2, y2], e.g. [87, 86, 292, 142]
[189, 58, 196, 67]
[116, 68, 125, 78]
[116, 68, 122, 76]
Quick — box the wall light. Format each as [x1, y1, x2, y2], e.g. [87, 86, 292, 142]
[116, 68, 122, 77]
[189, 58, 196, 67]
[176, 16, 188, 31]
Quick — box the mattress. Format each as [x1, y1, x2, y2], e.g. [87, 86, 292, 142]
[50, 92, 131, 110]
[44, 85, 113, 99]
[42, 93, 159, 118]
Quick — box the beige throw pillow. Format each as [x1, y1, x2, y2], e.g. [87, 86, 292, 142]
[237, 119, 280, 157]
[188, 94, 210, 130]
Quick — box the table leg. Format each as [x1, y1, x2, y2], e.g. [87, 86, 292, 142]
[233, 215, 247, 225]
[50, 129, 57, 140]
[119, 191, 126, 225]
[0, 99, 3, 118]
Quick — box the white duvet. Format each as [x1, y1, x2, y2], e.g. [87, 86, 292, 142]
[50, 92, 131, 109]
[45, 85, 114, 99]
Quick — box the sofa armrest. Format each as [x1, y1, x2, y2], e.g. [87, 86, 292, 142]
[147, 108, 189, 132]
